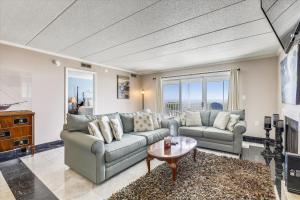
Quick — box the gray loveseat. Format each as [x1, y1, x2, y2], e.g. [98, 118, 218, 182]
[60, 112, 172, 184]
[178, 110, 247, 156]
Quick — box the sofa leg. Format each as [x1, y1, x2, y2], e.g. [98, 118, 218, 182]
[239, 153, 242, 160]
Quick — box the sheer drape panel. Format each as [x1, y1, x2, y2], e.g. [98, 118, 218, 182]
[227, 69, 240, 110]
[155, 77, 163, 113]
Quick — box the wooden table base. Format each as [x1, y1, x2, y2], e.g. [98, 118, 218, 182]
[147, 148, 197, 182]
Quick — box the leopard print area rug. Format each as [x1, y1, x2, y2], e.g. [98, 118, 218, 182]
[109, 151, 275, 200]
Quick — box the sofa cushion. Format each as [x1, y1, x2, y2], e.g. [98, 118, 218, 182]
[209, 110, 221, 126]
[200, 111, 210, 126]
[99, 116, 114, 144]
[110, 117, 123, 141]
[213, 112, 230, 130]
[203, 127, 234, 141]
[67, 114, 95, 134]
[230, 110, 245, 121]
[95, 113, 123, 129]
[178, 126, 206, 137]
[150, 113, 160, 129]
[104, 134, 146, 163]
[130, 128, 169, 145]
[185, 111, 202, 126]
[134, 113, 154, 132]
[88, 120, 104, 141]
[226, 114, 240, 131]
[120, 113, 135, 133]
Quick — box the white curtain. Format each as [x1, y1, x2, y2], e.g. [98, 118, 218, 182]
[155, 77, 163, 113]
[227, 69, 240, 110]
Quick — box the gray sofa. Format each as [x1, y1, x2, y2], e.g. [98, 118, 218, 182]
[60, 112, 171, 184]
[178, 110, 247, 156]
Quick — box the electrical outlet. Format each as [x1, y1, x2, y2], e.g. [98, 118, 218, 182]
[242, 95, 246, 100]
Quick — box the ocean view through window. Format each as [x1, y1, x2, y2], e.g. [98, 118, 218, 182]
[162, 73, 229, 116]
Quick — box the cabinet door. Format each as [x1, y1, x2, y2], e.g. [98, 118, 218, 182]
[0, 139, 13, 151]
[0, 117, 13, 128]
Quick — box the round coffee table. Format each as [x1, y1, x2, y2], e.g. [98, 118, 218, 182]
[147, 136, 197, 182]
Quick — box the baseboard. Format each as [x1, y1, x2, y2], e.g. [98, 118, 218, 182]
[243, 136, 275, 145]
[0, 140, 64, 163]
[35, 140, 64, 153]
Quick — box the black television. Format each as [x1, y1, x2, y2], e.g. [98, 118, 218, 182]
[280, 44, 300, 105]
[261, 0, 300, 53]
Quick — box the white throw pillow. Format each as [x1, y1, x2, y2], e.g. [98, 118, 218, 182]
[88, 120, 104, 142]
[185, 111, 202, 127]
[156, 113, 162, 128]
[226, 114, 240, 131]
[98, 116, 114, 143]
[180, 112, 186, 126]
[110, 117, 123, 140]
[150, 113, 160, 130]
[134, 114, 154, 132]
[213, 112, 230, 130]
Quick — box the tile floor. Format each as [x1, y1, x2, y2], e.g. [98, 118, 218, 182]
[0, 142, 279, 200]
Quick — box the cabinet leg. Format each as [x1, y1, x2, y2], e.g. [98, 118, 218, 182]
[31, 145, 35, 155]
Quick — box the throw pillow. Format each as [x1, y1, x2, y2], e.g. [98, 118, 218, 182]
[185, 111, 202, 126]
[213, 112, 230, 130]
[98, 116, 114, 143]
[156, 113, 162, 128]
[88, 120, 104, 141]
[180, 112, 186, 126]
[110, 117, 124, 140]
[67, 114, 95, 133]
[120, 113, 135, 133]
[150, 113, 160, 130]
[134, 114, 154, 132]
[226, 114, 240, 131]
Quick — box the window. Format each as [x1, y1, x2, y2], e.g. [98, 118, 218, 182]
[181, 79, 203, 111]
[162, 73, 229, 115]
[162, 80, 180, 116]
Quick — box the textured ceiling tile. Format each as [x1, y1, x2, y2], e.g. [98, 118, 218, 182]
[0, 0, 75, 44]
[61, 0, 241, 57]
[88, 19, 271, 64]
[104, 33, 279, 71]
[85, 0, 264, 63]
[27, 0, 158, 52]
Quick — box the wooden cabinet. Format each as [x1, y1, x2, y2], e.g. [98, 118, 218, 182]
[0, 111, 35, 154]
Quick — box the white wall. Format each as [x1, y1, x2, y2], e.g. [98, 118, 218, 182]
[0, 43, 142, 145]
[142, 56, 279, 138]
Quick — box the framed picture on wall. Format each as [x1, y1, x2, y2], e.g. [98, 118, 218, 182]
[117, 75, 130, 99]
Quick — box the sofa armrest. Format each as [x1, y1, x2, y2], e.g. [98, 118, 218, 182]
[233, 121, 247, 135]
[60, 130, 105, 155]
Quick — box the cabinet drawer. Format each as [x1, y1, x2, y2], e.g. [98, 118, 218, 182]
[13, 136, 32, 148]
[0, 139, 13, 151]
[11, 126, 32, 138]
[0, 129, 11, 139]
[13, 115, 32, 126]
[0, 117, 13, 128]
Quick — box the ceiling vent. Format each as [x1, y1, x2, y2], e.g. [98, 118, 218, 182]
[81, 63, 92, 69]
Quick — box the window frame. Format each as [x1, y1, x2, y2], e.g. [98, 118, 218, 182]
[161, 72, 230, 114]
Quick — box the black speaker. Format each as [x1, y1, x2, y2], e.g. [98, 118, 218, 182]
[285, 152, 300, 194]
